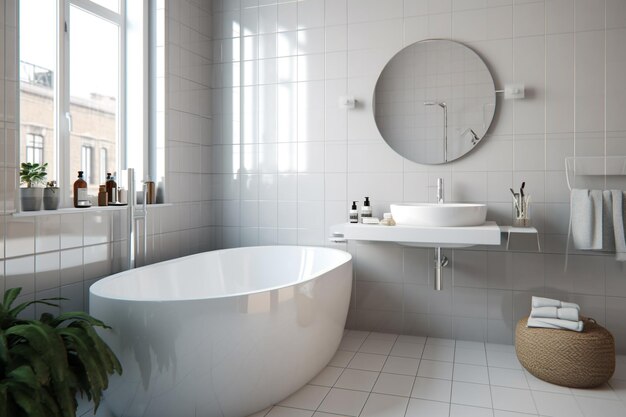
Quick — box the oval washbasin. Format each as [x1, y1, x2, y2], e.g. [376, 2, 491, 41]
[390, 203, 487, 227]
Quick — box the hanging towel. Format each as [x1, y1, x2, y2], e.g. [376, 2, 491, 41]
[530, 306, 579, 322]
[612, 190, 626, 262]
[571, 189, 604, 250]
[527, 317, 584, 332]
[531, 296, 580, 311]
[603, 191, 616, 251]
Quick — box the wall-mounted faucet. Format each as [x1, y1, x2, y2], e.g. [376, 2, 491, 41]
[424, 101, 448, 162]
[436, 177, 444, 204]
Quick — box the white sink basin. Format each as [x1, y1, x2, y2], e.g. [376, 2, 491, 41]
[390, 203, 487, 227]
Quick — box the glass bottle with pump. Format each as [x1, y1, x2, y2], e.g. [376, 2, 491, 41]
[73, 171, 89, 208]
[105, 173, 117, 203]
[360, 197, 372, 222]
[349, 201, 359, 223]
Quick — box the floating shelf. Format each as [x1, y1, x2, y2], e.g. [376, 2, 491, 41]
[329, 221, 501, 248]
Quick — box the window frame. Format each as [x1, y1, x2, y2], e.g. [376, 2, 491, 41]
[25, 133, 44, 165]
[57, 0, 126, 207]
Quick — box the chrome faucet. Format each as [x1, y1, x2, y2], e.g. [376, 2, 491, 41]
[436, 178, 444, 204]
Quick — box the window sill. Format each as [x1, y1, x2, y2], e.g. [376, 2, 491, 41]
[11, 203, 172, 217]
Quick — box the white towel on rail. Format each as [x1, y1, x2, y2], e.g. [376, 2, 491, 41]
[571, 189, 603, 250]
[612, 190, 626, 262]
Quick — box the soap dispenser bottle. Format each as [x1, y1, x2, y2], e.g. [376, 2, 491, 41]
[360, 197, 372, 222]
[349, 201, 359, 223]
[73, 171, 89, 208]
[105, 173, 117, 203]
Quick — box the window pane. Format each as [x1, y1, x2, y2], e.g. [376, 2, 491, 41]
[69, 6, 119, 195]
[89, 0, 119, 13]
[19, 0, 56, 186]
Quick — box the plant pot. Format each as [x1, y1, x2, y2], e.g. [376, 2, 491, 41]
[20, 187, 43, 211]
[43, 187, 61, 210]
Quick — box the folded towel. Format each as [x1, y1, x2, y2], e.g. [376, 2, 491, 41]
[531, 296, 580, 310]
[612, 190, 626, 262]
[530, 306, 579, 322]
[571, 189, 604, 250]
[527, 317, 584, 332]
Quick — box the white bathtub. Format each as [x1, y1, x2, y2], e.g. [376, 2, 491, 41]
[89, 246, 352, 417]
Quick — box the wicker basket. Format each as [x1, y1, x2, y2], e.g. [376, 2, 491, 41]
[515, 317, 615, 388]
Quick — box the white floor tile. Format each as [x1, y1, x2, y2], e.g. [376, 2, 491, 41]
[531, 391, 583, 417]
[279, 385, 330, 410]
[449, 404, 494, 417]
[417, 359, 454, 380]
[372, 373, 415, 397]
[329, 350, 356, 368]
[523, 370, 571, 394]
[488, 367, 528, 390]
[347, 352, 387, 372]
[608, 378, 626, 403]
[422, 344, 455, 362]
[247, 406, 272, 417]
[309, 366, 344, 387]
[491, 386, 537, 414]
[334, 369, 379, 392]
[411, 377, 452, 403]
[367, 332, 399, 342]
[382, 356, 420, 376]
[492, 411, 537, 417]
[397, 335, 427, 345]
[451, 381, 493, 408]
[485, 343, 516, 353]
[359, 393, 409, 417]
[426, 337, 456, 347]
[486, 351, 522, 370]
[317, 388, 369, 417]
[574, 396, 625, 417]
[313, 412, 350, 417]
[455, 340, 486, 351]
[390, 341, 424, 359]
[455, 347, 488, 366]
[405, 398, 450, 417]
[359, 338, 395, 355]
[339, 337, 365, 351]
[453, 363, 489, 384]
[346, 330, 370, 341]
[266, 406, 314, 417]
[570, 383, 619, 400]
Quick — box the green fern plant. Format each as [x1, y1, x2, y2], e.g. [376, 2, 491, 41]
[19, 162, 48, 188]
[0, 288, 122, 417]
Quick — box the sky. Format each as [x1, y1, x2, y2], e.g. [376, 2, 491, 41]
[20, 0, 119, 100]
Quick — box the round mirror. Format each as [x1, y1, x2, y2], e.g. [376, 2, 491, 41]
[373, 39, 496, 165]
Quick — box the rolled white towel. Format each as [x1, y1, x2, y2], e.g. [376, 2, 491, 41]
[531, 296, 580, 311]
[527, 317, 584, 332]
[530, 306, 579, 322]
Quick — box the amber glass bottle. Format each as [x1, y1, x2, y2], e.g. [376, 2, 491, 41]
[105, 172, 117, 203]
[73, 171, 88, 208]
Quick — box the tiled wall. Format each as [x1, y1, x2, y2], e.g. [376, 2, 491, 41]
[0, 0, 213, 316]
[210, 0, 626, 352]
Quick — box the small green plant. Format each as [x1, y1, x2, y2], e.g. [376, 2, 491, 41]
[19, 162, 48, 188]
[0, 287, 122, 417]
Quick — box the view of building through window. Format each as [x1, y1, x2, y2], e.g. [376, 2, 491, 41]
[19, 0, 120, 198]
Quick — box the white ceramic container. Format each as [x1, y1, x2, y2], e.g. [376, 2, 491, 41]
[390, 203, 487, 227]
[90, 246, 352, 417]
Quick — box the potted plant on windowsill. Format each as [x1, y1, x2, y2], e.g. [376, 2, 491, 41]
[44, 180, 61, 210]
[19, 162, 48, 211]
[0, 287, 122, 417]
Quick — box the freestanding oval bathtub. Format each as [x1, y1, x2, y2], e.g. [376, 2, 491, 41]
[89, 246, 352, 417]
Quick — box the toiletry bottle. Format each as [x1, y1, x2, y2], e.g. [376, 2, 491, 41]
[360, 197, 372, 222]
[349, 201, 359, 223]
[105, 173, 117, 203]
[145, 177, 156, 204]
[73, 171, 89, 208]
[380, 212, 396, 226]
[98, 185, 108, 206]
[118, 187, 127, 204]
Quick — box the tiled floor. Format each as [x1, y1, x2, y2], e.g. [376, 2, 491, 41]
[249, 330, 626, 417]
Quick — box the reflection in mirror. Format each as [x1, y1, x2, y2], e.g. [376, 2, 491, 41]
[374, 40, 496, 165]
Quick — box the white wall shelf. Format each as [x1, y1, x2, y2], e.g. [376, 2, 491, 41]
[329, 221, 501, 248]
[499, 225, 541, 251]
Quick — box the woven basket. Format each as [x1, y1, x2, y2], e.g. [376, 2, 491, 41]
[515, 317, 615, 388]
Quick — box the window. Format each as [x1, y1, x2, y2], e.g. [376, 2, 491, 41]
[25, 134, 44, 165]
[19, 0, 139, 206]
[81, 145, 94, 184]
